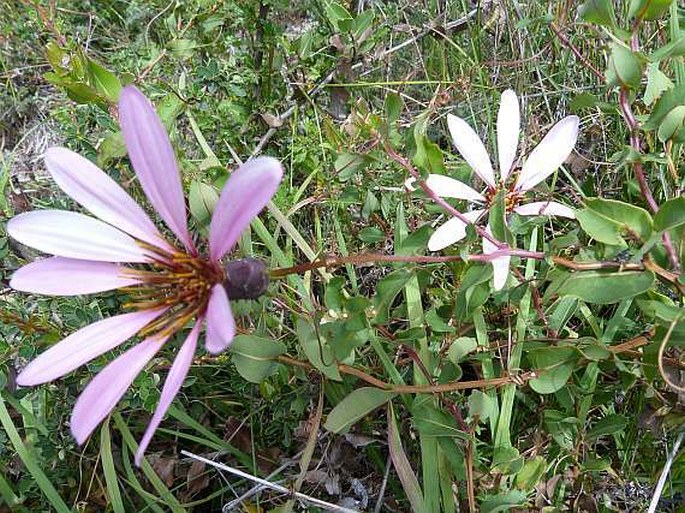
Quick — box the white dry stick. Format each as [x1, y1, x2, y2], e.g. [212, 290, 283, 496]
[181, 450, 360, 513]
[647, 431, 684, 513]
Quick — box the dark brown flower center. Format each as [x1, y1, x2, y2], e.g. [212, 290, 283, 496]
[122, 244, 223, 339]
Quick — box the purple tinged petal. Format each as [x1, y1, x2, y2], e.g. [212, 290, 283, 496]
[204, 284, 235, 354]
[513, 201, 576, 219]
[424, 175, 485, 202]
[8, 210, 151, 263]
[515, 116, 580, 192]
[118, 86, 194, 251]
[447, 113, 496, 188]
[135, 322, 201, 466]
[11, 257, 141, 296]
[71, 334, 169, 445]
[45, 148, 172, 251]
[209, 157, 283, 261]
[16, 309, 165, 386]
[497, 90, 520, 183]
[427, 209, 484, 251]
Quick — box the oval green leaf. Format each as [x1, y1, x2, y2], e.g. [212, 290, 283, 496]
[324, 387, 396, 434]
[555, 270, 654, 304]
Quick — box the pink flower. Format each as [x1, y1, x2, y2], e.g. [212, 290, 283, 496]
[7, 86, 283, 465]
[413, 90, 579, 290]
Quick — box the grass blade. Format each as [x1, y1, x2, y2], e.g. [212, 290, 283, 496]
[0, 394, 70, 513]
[113, 412, 186, 513]
[388, 402, 426, 513]
[100, 419, 126, 513]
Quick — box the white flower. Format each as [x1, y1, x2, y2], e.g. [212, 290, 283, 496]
[412, 90, 579, 290]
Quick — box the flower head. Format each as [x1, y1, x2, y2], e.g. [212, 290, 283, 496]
[8, 86, 283, 464]
[413, 90, 579, 289]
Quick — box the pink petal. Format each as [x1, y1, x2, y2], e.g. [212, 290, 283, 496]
[515, 116, 580, 192]
[209, 157, 283, 261]
[11, 257, 141, 295]
[71, 334, 169, 445]
[497, 90, 520, 183]
[447, 114, 495, 188]
[513, 201, 576, 219]
[482, 225, 510, 291]
[135, 322, 201, 466]
[45, 148, 172, 251]
[8, 211, 151, 263]
[204, 284, 236, 354]
[16, 309, 165, 386]
[428, 209, 484, 251]
[424, 175, 485, 202]
[118, 86, 194, 252]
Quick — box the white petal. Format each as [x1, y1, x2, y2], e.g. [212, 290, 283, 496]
[497, 90, 520, 183]
[11, 257, 141, 295]
[516, 116, 579, 192]
[44, 148, 172, 251]
[70, 334, 168, 445]
[16, 309, 165, 386]
[204, 284, 236, 354]
[514, 201, 576, 219]
[482, 225, 510, 291]
[8, 211, 151, 263]
[424, 175, 485, 202]
[428, 210, 484, 251]
[447, 114, 496, 188]
[135, 321, 201, 466]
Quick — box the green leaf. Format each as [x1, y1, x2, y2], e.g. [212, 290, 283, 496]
[334, 152, 367, 181]
[324, 388, 396, 434]
[188, 181, 219, 225]
[98, 131, 127, 168]
[606, 43, 644, 89]
[637, 299, 685, 322]
[576, 208, 627, 246]
[357, 226, 386, 243]
[352, 10, 374, 43]
[629, 0, 675, 21]
[657, 104, 685, 141]
[654, 196, 685, 232]
[468, 390, 495, 421]
[577, 197, 653, 243]
[587, 414, 629, 439]
[554, 270, 655, 304]
[488, 189, 508, 242]
[480, 490, 527, 512]
[644, 85, 685, 142]
[529, 345, 578, 394]
[412, 116, 446, 175]
[168, 38, 197, 59]
[447, 337, 478, 363]
[587, 197, 653, 239]
[650, 33, 685, 60]
[385, 92, 403, 124]
[88, 59, 122, 102]
[372, 269, 413, 323]
[323, 1, 352, 32]
[514, 456, 547, 491]
[579, 0, 615, 27]
[229, 335, 286, 383]
[643, 63, 674, 105]
[296, 317, 341, 380]
[411, 402, 469, 439]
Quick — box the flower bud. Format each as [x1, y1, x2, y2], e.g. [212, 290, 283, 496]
[223, 258, 269, 300]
